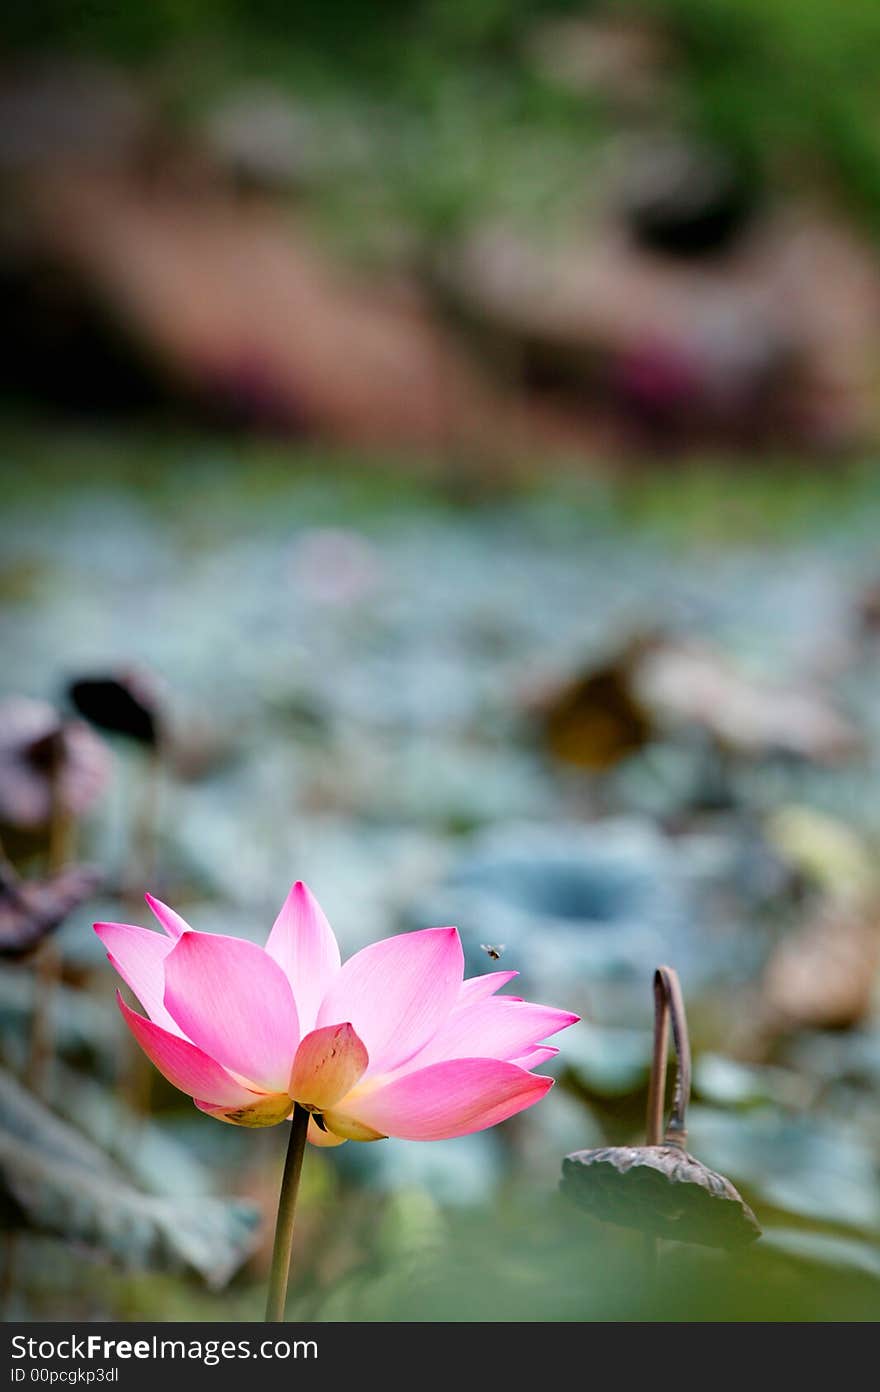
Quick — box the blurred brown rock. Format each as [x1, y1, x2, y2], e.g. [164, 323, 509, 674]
[13, 165, 597, 455]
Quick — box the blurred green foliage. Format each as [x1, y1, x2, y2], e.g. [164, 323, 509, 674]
[8, 0, 880, 235]
[14, 1183, 880, 1321]
[7, 419, 880, 544]
[648, 0, 880, 229]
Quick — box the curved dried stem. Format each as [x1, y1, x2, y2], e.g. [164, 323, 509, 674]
[645, 965, 691, 1150]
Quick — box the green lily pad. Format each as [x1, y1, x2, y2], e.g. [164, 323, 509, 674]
[0, 1068, 259, 1286]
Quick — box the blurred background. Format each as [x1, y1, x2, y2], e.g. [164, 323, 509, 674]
[2, 0, 880, 1321]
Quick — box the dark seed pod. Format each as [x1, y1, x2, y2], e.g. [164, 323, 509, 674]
[618, 137, 756, 259]
[68, 670, 162, 747]
[0, 861, 102, 958]
[561, 1144, 761, 1249]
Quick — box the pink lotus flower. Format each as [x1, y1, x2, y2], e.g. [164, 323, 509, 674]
[95, 883, 578, 1146]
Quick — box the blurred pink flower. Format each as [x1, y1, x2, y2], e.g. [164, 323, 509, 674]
[0, 697, 110, 830]
[95, 883, 577, 1145]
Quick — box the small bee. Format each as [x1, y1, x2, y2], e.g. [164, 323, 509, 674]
[480, 943, 506, 961]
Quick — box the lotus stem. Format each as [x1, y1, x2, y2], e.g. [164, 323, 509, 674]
[25, 735, 71, 1095]
[128, 744, 161, 897]
[645, 965, 691, 1150]
[123, 744, 162, 1121]
[265, 1104, 310, 1322]
[643, 965, 692, 1286]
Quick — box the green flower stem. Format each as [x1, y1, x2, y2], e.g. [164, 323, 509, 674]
[265, 1103, 310, 1322]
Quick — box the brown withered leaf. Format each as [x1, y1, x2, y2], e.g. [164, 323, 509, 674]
[536, 639, 656, 771]
[0, 862, 102, 958]
[635, 644, 860, 763]
[534, 635, 859, 773]
[761, 898, 880, 1033]
[561, 1144, 761, 1248]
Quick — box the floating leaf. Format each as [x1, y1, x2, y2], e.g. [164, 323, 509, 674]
[415, 819, 782, 1025]
[687, 1105, 880, 1233]
[561, 1144, 761, 1248]
[0, 1062, 115, 1174]
[766, 806, 875, 900]
[761, 1227, 880, 1280]
[48, 1061, 214, 1200]
[0, 966, 125, 1069]
[694, 1053, 815, 1111]
[0, 1068, 259, 1286]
